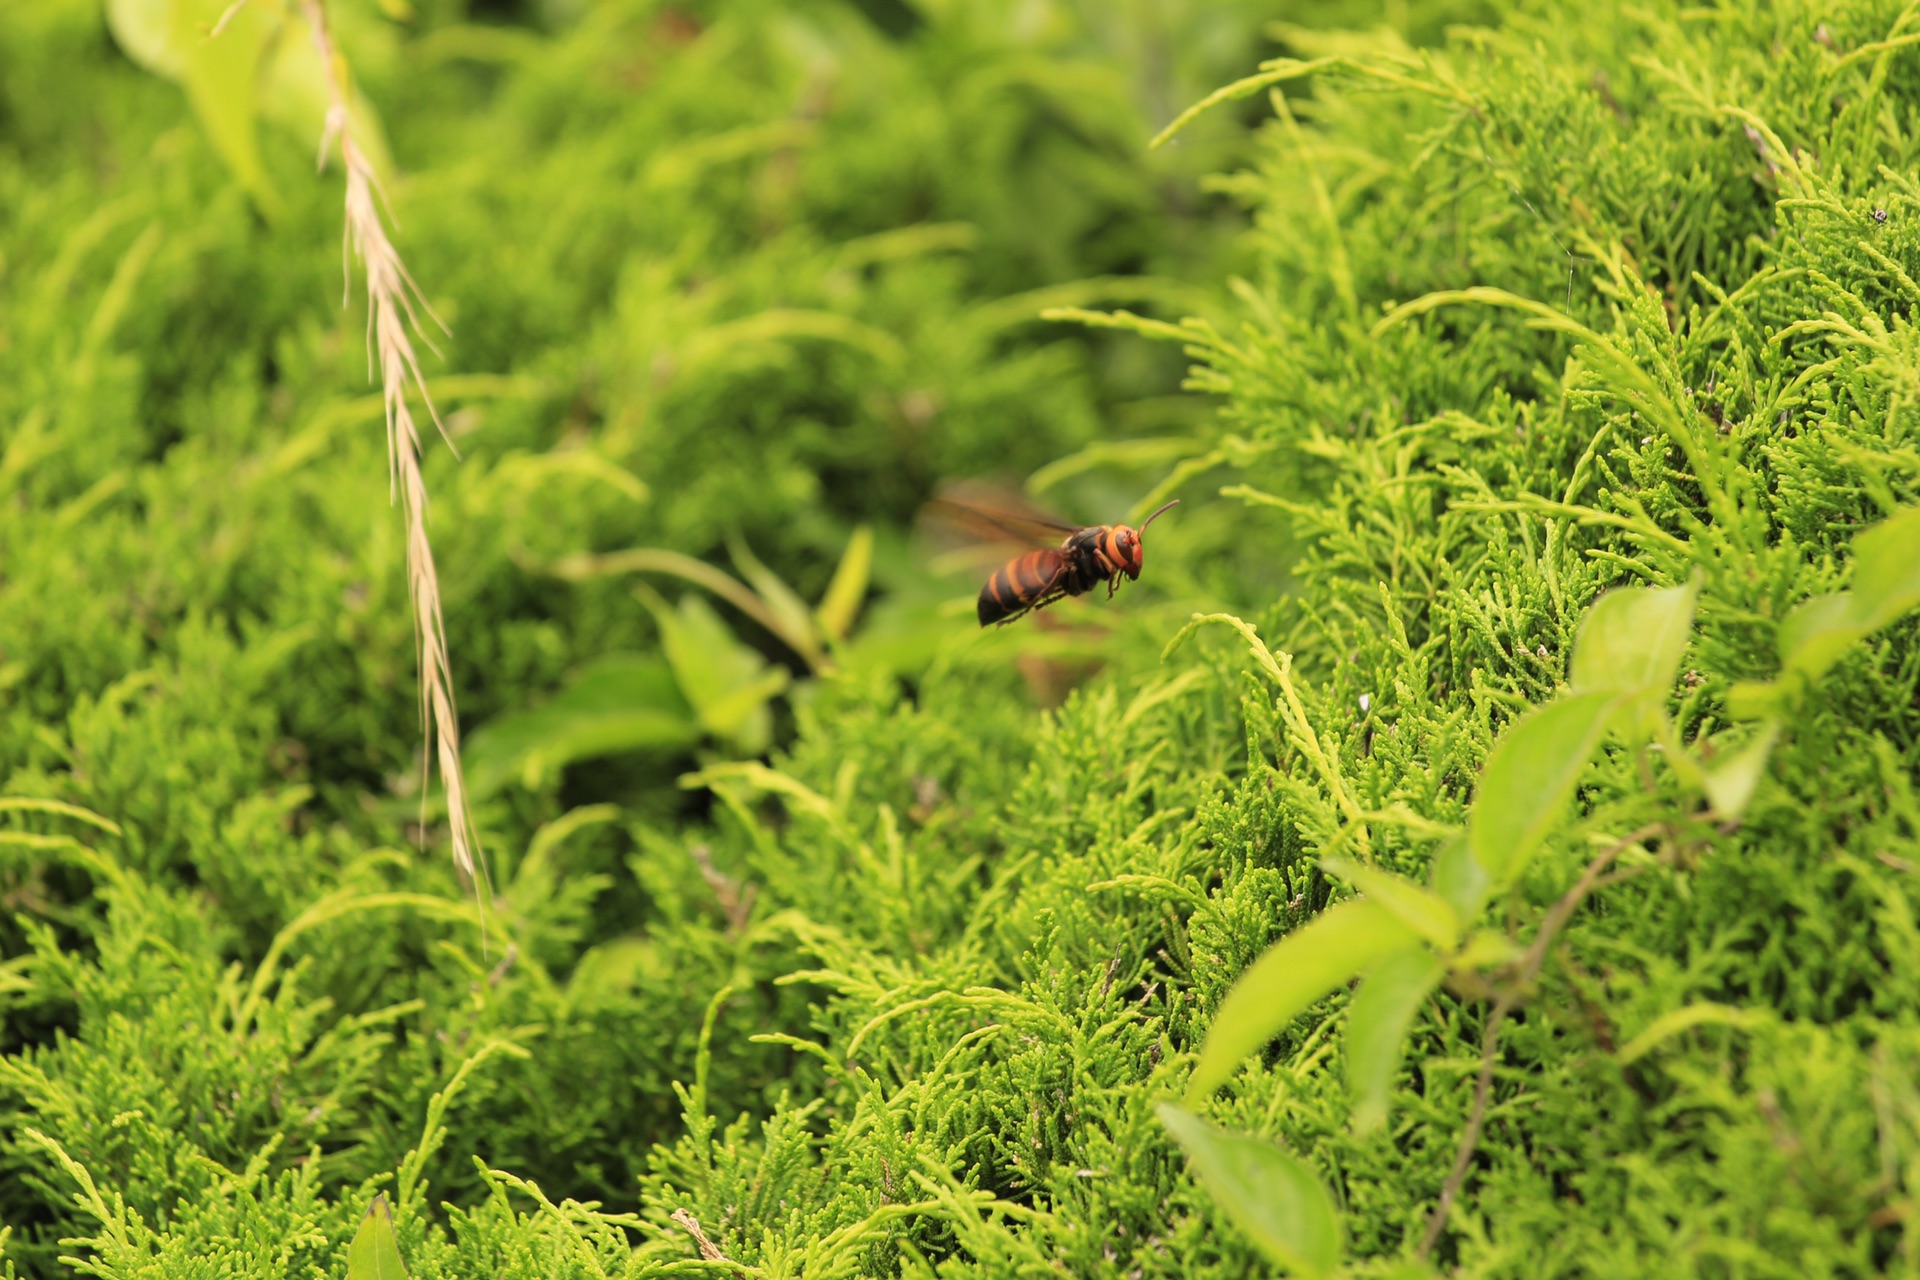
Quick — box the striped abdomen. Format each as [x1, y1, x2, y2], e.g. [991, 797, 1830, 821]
[977, 549, 1067, 626]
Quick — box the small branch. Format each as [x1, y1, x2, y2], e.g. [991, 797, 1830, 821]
[1514, 823, 1664, 980]
[1419, 991, 1515, 1256]
[1419, 822, 1665, 1256]
[688, 844, 756, 936]
[208, 0, 251, 37]
[671, 1208, 743, 1277]
[484, 942, 518, 988]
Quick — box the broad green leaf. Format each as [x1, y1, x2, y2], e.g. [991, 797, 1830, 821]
[462, 654, 699, 797]
[1452, 930, 1520, 969]
[1778, 591, 1861, 681]
[179, 0, 281, 216]
[1570, 581, 1698, 696]
[1467, 691, 1619, 887]
[643, 590, 786, 752]
[1346, 947, 1443, 1133]
[841, 594, 956, 680]
[104, 0, 282, 211]
[346, 1194, 409, 1280]
[1700, 722, 1780, 818]
[105, 0, 187, 79]
[1849, 505, 1920, 633]
[1156, 1104, 1341, 1279]
[1777, 505, 1920, 682]
[815, 525, 874, 641]
[729, 535, 821, 661]
[1725, 678, 1785, 720]
[1320, 857, 1459, 950]
[1188, 899, 1416, 1100]
[106, 0, 395, 205]
[695, 667, 792, 742]
[1428, 834, 1489, 920]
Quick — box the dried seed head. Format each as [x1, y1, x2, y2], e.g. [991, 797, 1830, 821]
[300, 0, 481, 898]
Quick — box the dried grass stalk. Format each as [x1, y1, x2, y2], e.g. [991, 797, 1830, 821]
[300, 0, 481, 889]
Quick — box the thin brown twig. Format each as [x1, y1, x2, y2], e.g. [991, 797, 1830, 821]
[297, 0, 482, 896]
[208, 0, 252, 38]
[1419, 990, 1516, 1257]
[1418, 822, 1666, 1257]
[688, 844, 757, 936]
[670, 1208, 742, 1276]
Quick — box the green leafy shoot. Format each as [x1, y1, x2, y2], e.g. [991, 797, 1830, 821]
[550, 525, 880, 673]
[1187, 899, 1417, 1100]
[1157, 1104, 1342, 1279]
[461, 654, 699, 799]
[814, 525, 874, 642]
[728, 534, 820, 665]
[345, 1194, 409, 1280]
[1781, 506, 1920, 681]
[1569, 580, 1698, 697]
[1319, 857, 1460, 950]
[640, 588, 790, 756]
[1466, 692, 1621, 886]
[1345, 948, 1445, 1133]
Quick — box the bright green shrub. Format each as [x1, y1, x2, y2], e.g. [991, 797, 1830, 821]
[5, 0, 1920, 1276]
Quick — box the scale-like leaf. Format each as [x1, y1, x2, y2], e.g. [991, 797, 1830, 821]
[1157, 1104, 1340, 1279]
[1616, 1002, 1770, 1065]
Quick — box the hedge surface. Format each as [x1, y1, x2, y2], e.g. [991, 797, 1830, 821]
[2, 0, 1919, 1276]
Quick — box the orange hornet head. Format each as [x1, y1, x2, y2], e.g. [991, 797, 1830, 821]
[1115, 499, 1179, 579]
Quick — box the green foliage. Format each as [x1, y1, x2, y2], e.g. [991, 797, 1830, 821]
[346, 1196, 410, 1280]
[1158, 1103, 1341, 1279]
[7, 0, 1920, 1276]
[1187, 897, 1419, 1102]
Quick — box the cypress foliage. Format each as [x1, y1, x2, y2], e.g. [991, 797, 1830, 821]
[2, 0, 1919, 1277]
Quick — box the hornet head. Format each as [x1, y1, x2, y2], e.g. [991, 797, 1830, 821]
[1117, 499, 1180, 579]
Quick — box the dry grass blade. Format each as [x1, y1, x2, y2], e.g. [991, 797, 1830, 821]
[670, 1208, 743, 1276]
[299, 0, 481, 892]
